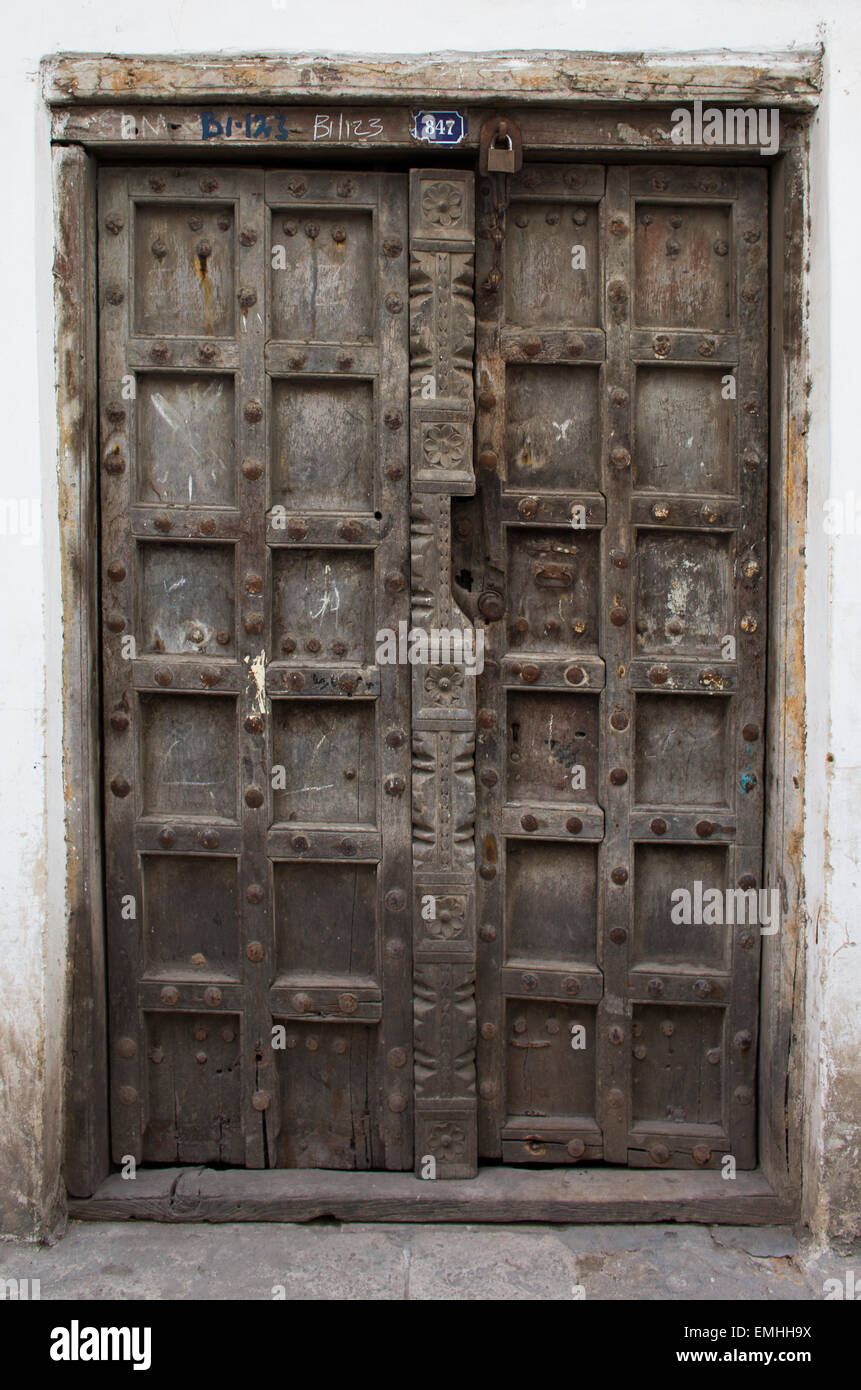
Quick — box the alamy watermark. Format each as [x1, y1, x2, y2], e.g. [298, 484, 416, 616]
[375, 621, 484, 675]
[670, 99, 779, 157]
[670, 881, 780, 935]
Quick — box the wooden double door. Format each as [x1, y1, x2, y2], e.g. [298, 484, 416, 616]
[99, 159, 767, 1177]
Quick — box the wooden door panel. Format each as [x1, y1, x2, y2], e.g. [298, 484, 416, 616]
[100, 165, 411, 1172]
[101, 155, 764, 1179]
[474, 161, 767, 1172]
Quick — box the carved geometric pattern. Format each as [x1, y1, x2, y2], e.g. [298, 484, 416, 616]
[413, 963, 477, 1098]
[409, 168, 478, 1177]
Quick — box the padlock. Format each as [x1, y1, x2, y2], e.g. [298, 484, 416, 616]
[487, 133, 516, 173]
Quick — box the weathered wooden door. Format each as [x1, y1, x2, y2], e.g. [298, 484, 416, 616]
[99, 166, 412, 1169]
[99, 156, 767, 1179]
[462, 162, 768, 1171]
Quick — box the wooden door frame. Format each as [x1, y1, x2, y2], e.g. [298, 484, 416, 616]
[50, 50, 818, 1221]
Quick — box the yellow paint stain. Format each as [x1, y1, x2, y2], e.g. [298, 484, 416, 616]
[194, 253, 215, 336]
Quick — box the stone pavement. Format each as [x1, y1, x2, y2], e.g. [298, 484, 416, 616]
[1, 1221, 858, 1300]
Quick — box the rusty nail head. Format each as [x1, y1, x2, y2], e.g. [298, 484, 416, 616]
[158, 827, 175, 847]
[204, 987, 222, 1007]
[246, 941, 264, 963]
[242, 458, 262, 481]
[566, 816, 582, 834]
[609, 767, 628, 786]
[252, 1091, 271, 1111]
[611, 867, 628, 885]
[110, 711, 130, 732]
[520, 814, 538, 832]
[520, 664, 540, 684]
[695, 819, 714, 838]
[110, 776, 131, 798]
[246, 883, 264, 904]
[651, 818, 667, 835]
[292, 834, 309, 852]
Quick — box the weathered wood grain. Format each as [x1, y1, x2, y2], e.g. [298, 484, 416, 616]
[68, 1163, 792, 1225]
[43, 50, 822, 108]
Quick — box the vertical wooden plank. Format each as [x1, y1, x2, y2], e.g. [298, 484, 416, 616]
[597, 164, 634, 1163]
[473, 172, 508, 1161]
[56, 145, 110, 1197]
[377, 174, 413, 1169]
[263, 169, 411, 1171]
[98, 167, 144, 1164]
[726, 167, 769, 1168]
[409, 168, 478, 1178]
[234, 169, 270, 1168]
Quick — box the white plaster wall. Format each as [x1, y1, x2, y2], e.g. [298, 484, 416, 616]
[1, 0, 858, 1239]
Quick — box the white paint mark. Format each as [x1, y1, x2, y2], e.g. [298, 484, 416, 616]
[282, 785, 335, 796]
[553, 418, 574, 441]
[309, 563, 341, 620]
[245, 649, 268, 715]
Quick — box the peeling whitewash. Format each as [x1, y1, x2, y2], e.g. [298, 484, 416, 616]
[0, 0, 859, 1240]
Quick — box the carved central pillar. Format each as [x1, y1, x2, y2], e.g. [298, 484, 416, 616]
[408, 169, 478, 1178]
